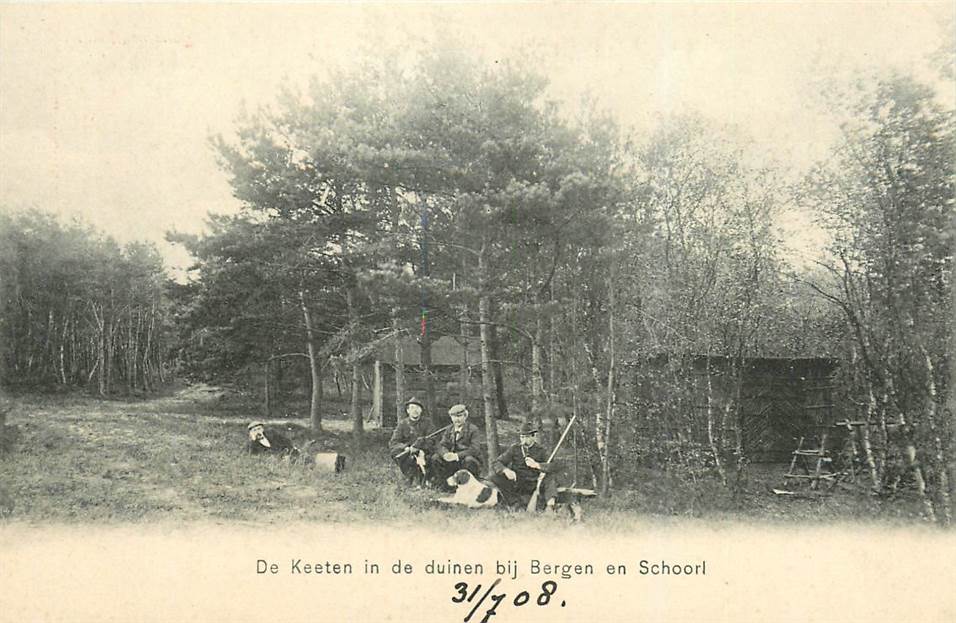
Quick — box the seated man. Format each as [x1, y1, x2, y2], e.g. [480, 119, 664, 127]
[388, 397, 434, 486]
[490, 421, 559, 512]
[431, 404, 483, 489]
[246, 421, 298, 458]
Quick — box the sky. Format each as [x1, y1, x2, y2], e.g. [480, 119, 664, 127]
[1, 3, 953, 274]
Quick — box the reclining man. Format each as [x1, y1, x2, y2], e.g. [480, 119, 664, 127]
[431, 404, 483, 489]
[247, 421, 299, 459]
[490, 421, 559, 512]
[388, 397, 434, 487]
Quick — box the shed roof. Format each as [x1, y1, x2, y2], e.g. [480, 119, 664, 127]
[375, 335, 482, 367]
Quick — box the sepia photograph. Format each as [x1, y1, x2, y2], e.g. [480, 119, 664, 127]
[1, 3, 954, 621]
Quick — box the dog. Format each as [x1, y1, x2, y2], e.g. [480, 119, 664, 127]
[439, 469, 500, 509]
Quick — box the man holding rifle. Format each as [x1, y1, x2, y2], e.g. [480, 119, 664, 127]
[491, 420, 560, 512]
[388, 397, 436, 487]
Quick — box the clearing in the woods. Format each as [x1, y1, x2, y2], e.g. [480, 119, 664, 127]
[0, 386, 926, 528]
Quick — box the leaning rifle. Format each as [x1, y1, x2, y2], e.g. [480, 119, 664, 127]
[393, 424, 452, 459]
[527, 415, 577, 512]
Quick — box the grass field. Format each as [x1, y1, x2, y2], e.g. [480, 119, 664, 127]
[0, 385, 927, 528]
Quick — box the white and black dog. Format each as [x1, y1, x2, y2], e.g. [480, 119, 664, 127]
[439, 469, 500, 509]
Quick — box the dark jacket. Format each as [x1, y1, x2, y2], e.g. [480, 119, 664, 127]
[437, 422, 483, 463]
[493, 442, 555, 483]
[247, 427, 296, 455]
[389, 417, 435, 457]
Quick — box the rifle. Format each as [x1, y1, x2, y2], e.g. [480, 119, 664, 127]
[393, 424, 452, 459]
[527, 415, 577, 512]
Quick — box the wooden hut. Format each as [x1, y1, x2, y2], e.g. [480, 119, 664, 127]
[369, 335, 482, 427]
[625, 355, 841, 462]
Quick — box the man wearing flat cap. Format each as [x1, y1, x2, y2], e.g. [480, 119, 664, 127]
[491, 420, 559, 511]
[432, 404, 483, 487]
[388, 397, 435, 486]
[246, 421, 298, 457]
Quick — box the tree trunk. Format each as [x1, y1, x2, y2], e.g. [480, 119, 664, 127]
[418, 201, 438, 428]
[895, 404, 937, 522]
[299, 289, 322, 435]
[125, 307, 134, 395]
[134, 308, 143, 390]
[94, 304, 106, 397]
[135, 310, 142, 391]
[347, 287, 363, 440]
[860, 421, 881, 491]
[478, 243, 499, 468]
[596, 265, 616, 496]
[874, 384, 891, 471]
[531, 315, 544, 413]
[862, 383, 882, 489]
[44, 308, 54, 382]
[905, 440, 937, 523]
[275, 357, 284, 409]
[920, 345, 951, 525]
[567, 295, 593, 485]
[705, 357, 727, 486]
[264, 359, 272, 418]
[949, 243, 956, 520]
[149, 313, 155, 387]
[143, 306, 155, 392]
[489, 323, 509, 420]
[422, 316, 437, 429]
[392, 309, 405, 425]
[105, 318, 116, 396]
[731, 357, 747, 494]
[459, 310, 470, 404]
[548, 283, 556, 402]
[69, 311, 78, 383]
[454, 273, 470, 405]
[351, 360, 362, 437]
[59, 313, 68, 386]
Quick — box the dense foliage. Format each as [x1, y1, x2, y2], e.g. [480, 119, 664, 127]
[0, 210, 169, 395]
[803, 75, 955, 523]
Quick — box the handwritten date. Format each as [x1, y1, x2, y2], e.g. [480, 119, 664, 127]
[451, 578, 565, 623]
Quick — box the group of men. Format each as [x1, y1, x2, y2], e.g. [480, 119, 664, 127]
[388, 397, 559, 511]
